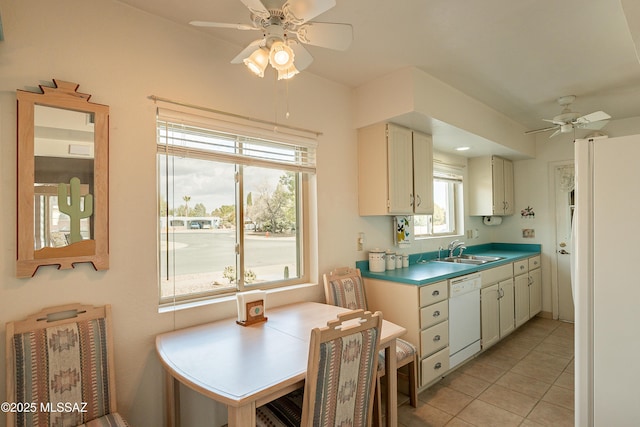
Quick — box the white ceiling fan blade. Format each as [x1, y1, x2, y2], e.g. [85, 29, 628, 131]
[240, 0, 270, 20]
[542, 118, 566, 126]
[549, 128, 562, 138]
[283, 0, 336, 24]
[577, 120, 610, 131]
[289, 40, 314, 71]
[574, 110, 612, 124]
[296, 22, 353, 51]
[231, 39, 264, 64]
[524, 125, 559, 135]
[190, 21, 258, 31]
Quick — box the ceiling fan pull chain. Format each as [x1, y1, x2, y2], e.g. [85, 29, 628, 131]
[273, 72, 279, 132]
[286, 78, 290, 119]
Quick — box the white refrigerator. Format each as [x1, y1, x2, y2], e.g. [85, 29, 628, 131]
[574, 135, 640, 426]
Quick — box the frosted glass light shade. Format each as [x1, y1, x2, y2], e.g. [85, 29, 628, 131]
[269, 41, 295, 71]
[277, 65, 299, 80]
[243, 48, 269, 77]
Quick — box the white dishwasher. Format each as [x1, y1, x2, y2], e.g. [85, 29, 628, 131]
[448, 272, 482, 369]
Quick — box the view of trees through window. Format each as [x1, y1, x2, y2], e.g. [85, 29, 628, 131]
[158, 151, 302, 301]
[415, 173, 462, 237]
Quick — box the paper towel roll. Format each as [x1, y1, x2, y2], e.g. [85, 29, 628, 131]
[483, 216, 502, 226]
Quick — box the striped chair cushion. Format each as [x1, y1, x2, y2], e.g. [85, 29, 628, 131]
[256, 389, 303, 427]
[327, 275, 367, 310]
[77, 413, 129, 427]
[311, 327, 379, 426]
[257, 327, 379, 427]
[12, 318, 114, 427]
[377, 338, 417, 376]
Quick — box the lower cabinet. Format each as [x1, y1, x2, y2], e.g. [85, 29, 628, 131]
[481, 278, 515, 350]
[363, 277, 449, 389]
[514, 273, 530, 327]
[514, 256, 542, 326]
[363, 253, 542, 391]
[529, 267, 542, 316]
[421, 347, 449, 386]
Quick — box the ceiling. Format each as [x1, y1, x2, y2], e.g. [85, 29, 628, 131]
[117, 0, 640, 137]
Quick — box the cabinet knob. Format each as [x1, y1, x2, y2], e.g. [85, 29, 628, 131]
[416, 194, 422, 207]
[432, 290, 440, 297]
[433, 335, 441, 342]
[434, 362, 442, 370]
[520, 265, 525, 270]
[433, 310, 440, 317]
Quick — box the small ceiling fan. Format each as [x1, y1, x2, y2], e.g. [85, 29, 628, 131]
[190, 0, 352, 80]
[525, 95, 611, 138]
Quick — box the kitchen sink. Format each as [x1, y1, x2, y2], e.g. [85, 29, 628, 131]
[435, 255, 505, 265]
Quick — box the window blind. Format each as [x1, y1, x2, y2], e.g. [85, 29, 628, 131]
[157, 107, 317, 174]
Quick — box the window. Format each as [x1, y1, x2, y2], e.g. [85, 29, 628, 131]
[415, 167, 463, 237]
[157, 108, 316, 303]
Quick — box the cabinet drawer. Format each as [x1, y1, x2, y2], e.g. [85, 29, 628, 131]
[420, 320, 449, 357]
[482, 263, 512, 286]
[419, 280, 448, 306]
[513, 260, 528, 276]
[420, 300, 448, 329]
[529, 255, 541, 270]
[420, 347, 449, 387]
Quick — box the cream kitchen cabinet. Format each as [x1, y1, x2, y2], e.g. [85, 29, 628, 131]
[362, 277, 448, 389]
[357, 122, 433, 215]
[481, 279, 515, 350]
[480, 264, 515, 350]
[529, 260, 542, 316]
[468, 155, 514, 216]
[514, 255, 542, 326]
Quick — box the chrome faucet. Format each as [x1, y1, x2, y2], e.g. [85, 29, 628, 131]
[448, 240, 467, 258]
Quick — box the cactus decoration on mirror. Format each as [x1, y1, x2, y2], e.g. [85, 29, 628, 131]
[58, 177, 93, 244]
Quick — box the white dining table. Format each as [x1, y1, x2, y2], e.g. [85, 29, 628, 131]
[155, 301, 407, 427]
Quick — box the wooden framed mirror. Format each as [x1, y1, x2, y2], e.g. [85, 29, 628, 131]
[16, 80, 109, 277]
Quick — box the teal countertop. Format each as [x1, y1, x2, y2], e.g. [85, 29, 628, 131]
[357, 243, 541, 286]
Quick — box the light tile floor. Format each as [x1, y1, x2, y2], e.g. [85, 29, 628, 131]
[398, 317, 574, 426]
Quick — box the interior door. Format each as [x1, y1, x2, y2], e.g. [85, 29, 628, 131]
[555, 165, 575, 322]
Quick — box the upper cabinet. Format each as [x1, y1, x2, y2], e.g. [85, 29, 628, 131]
[358, 123, 433, 216]
[468, 155, 514, 216]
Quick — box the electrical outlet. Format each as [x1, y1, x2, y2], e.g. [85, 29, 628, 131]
[357, 232, 364, 251]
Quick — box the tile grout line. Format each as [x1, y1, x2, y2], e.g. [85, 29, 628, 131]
[398, 318, 574, 426]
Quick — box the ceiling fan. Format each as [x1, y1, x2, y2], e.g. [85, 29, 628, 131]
[525, 95, 612, 138]
[190, 0, 352, 80]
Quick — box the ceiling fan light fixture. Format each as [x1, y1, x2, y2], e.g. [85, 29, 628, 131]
[560, 123, 573, 133]
[243, 47, 269, 77]
[269, 41, 295, 70]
